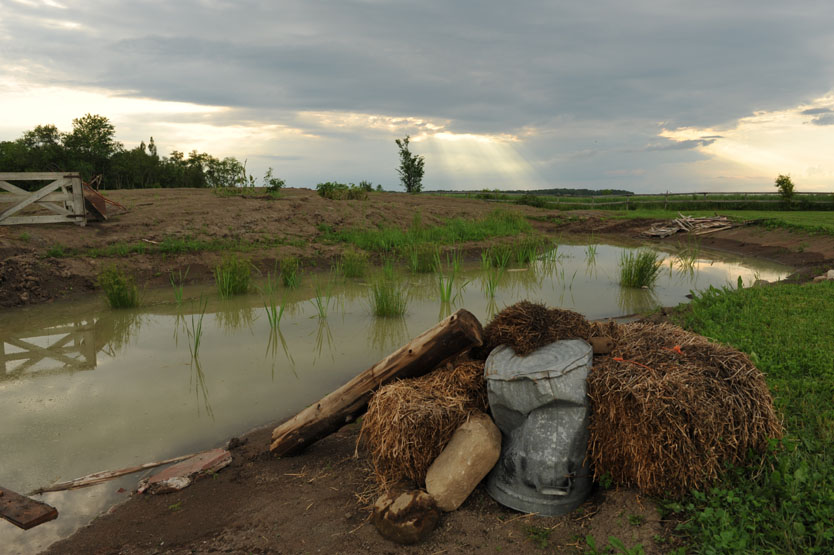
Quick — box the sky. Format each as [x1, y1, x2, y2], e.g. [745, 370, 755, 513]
[1, 0, 834, 193]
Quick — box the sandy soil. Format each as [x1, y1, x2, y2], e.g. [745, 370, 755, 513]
[2, 188, 833, 309]
[4, 189, 833, 553]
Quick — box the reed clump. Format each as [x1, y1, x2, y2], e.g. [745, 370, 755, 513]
[369, 278, 408, 317]
[214, 255, 251, 297]
[619, 249, 662, 288]
[98, 265, 139, 308]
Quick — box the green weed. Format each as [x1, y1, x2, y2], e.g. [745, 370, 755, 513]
[482, 266, 505, 298]
[619, 249, 662, 288]
[339, 248, 369, 278]
[169, 266, 189, 305]
[214, 255, 252, 297]
[406, 243, 438, 273]
[524, 525, 551, 549]
[263, 295, 286, 330]
[45, 244, 66, 258]
[369, 279, 408, 317]
[98, 265, 139, 308]
[310, 280, 334, 319]
[280, 256, 301, 288]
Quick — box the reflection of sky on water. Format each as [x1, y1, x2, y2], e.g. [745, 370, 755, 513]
[0, 242, 789, 552]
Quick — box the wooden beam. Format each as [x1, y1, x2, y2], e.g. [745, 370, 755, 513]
[0, 486, 58, 530]
[0, 178, 64, 221]
[270, 309, 483, 456]
[0, 214, 78, 226]
[0, 192, 74, 203]
[0, 172, 78, 180]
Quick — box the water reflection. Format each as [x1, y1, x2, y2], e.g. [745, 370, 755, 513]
[367, 315, 410, 354]
[617, 286, 661, 315]
[215, 302, 256, 334]
[96, 311, 144, 355]
[1, 321, 97, 379]
[189, 357, 214, 419]
[266, 328, 296, 378]
[312, 319, 334, 363]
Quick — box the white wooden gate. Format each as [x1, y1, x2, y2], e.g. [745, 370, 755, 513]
[0, 172, 86, 226]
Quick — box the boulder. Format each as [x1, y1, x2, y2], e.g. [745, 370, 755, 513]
[372, 490, 440, 545]
[137, 448, 231, 494]
[425, 412, 501, 511]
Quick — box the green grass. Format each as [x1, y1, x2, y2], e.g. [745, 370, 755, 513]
[169, 266, 189, 305]
[667, 282, 834, 553]
[310, 280, 333, 319]
[406, 243, 438, 273]
[339, 247, 369, 278]
[321, 209, 531, 252]
[186, 296, 208, 358]
[45, 244, 68, 258]
[619, 249, 662, 288]
[369, 278, 408, 317]
[214, 255, 252, 297]
[97, 265, 139, 308]
[280, 256, 301, 288]
[263, 294, 285, 330]
[609, 209, 834, 235]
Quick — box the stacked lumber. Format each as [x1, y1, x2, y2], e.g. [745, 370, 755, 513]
[642, 214, 737, 238]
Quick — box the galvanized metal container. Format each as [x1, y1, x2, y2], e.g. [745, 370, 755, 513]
[485, 340, 593, 516]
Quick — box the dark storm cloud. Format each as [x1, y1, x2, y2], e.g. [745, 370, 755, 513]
[810, 113, 834, 126]
[3, 0, 834, 191]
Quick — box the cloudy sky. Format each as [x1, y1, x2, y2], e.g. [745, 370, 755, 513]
[2, 0, 834, 192]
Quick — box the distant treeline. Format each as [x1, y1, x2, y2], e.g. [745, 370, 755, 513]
[430, 187, 634, 197]
[0, 114, 262, 190]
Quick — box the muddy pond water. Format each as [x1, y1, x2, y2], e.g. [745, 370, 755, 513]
[0, 241, 790, 553]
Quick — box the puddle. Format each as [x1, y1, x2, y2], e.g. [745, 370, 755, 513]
[0, 241, 789, 553]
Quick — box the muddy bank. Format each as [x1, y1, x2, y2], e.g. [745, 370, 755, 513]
[44, 423, 677, 555]
[3, 188, 831, 310]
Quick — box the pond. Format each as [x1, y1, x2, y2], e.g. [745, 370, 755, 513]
[0, 240, 790, 553]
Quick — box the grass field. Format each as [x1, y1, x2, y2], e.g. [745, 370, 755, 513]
[606, 209, 834, 235]
[671, 282, 834, 553]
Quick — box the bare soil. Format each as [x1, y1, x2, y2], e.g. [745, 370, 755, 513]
[2, 188, 832, 309]
[5, 189, 833, 554]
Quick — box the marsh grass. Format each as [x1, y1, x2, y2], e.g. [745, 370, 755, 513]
[513, 235, 550, 265]
[619, 249, 662, 288]
[98, 265, 140, 308]
[370, 278, 408, 317]
[169, 266, 190, 305]
[186, 296, 208, 358]
[585, 240, 599, 265]
[310, 280, 334, 319]
[339, 247, 369, 278]
[280, 256, 301, 288]
[406, 243, 438, 273]
[482, 266, 505, 298]
[214, 255, 252, 297]
[674, 238, 701, 274]
[264, 294, 286, 329]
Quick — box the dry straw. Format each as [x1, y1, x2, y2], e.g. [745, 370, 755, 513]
[360, 360, 488, 486]
[588, 321, 782, 498]
[474, 301, 592, 358]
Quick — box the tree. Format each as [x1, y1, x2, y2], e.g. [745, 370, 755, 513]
[395, 135, 425, 193]
[774, 174, 795, 204]
[62, 114, 122, 181]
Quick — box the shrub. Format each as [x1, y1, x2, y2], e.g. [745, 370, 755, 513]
[264, 167, 285, 193]
[98, 265, 139, 308]
[214, 255, 251, 297]
[316, 181, 368, 200]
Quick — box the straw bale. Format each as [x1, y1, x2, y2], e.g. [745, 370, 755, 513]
[360, 361, 487, 486]
[588, 322, 782, 498]
[475, 301, 592, 358]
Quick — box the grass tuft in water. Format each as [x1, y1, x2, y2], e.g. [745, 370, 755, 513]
[619, 249, 662, 288]
[370, 279, 408, 317]
[310, 280, 334, 319]
[339, 247, 369, 278]
[263, 294, 286, 329]
[482, 266, 505, 298]
[214, 255, 252, 297]
[280, 256, 301, 288]
[186, 296, 208, 358]
[169, 266, 190, 305]
[406, 243, 438, 273]
[98, 265, 139, 308]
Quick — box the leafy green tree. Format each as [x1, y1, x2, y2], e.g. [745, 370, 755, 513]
[62, 114, 122, 181]
[774, 174, 795, 204]
[395, 135, 425, 193]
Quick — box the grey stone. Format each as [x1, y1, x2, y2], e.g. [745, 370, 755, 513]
[425, 412, 501, 511]
[372, 490, 440, 545]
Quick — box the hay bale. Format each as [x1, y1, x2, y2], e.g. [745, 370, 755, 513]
[475, 301, 592, 358]
[360, 361, 487, 486]
[588, 322, 782, 498]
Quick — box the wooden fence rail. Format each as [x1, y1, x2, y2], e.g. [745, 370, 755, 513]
[0, 172, 86, 226]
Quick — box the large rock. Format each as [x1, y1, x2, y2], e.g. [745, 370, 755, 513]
[372, 490, 440, 545]
[425, 411, 501, 511]
[137, 449, 231, 494]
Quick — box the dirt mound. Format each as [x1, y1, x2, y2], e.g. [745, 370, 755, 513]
[588, 321, 782, 497]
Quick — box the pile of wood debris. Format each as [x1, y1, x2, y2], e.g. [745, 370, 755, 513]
[642, 214, 740, 238]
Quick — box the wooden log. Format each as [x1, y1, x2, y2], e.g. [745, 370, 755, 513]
[0, 486, 58, 530]
[270, 309, 484, 456]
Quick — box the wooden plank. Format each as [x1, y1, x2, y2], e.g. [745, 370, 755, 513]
[0, 214, 77, 226]
[0, 486, 58, 530]
[0, 192, 74, 203]
[271, 309, 483, 455]
[0, 178, 64, 221]
[0, 172, 77, 180]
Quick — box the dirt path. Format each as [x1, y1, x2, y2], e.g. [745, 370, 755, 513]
[2, 188, 832, 309]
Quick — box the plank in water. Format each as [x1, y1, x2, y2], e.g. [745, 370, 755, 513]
[0, 486, 58, 530]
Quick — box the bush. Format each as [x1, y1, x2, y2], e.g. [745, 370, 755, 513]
[98, 265, 139, 308]
[264, 167, 285, 193]
[316, 181, 368, 200]
[214, 255, 252, 297]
